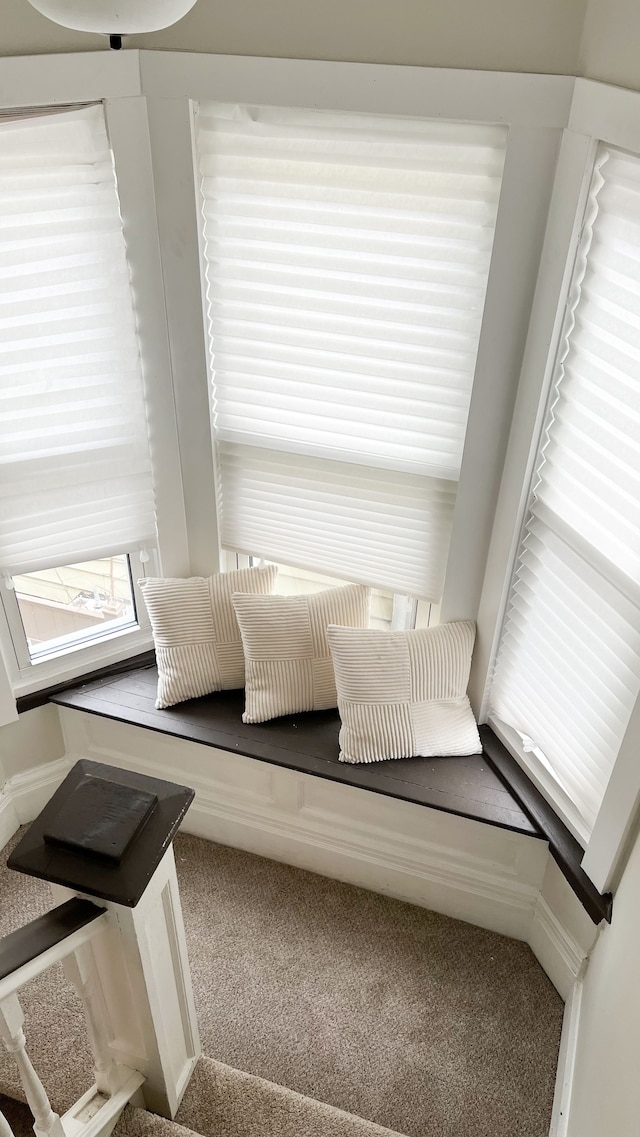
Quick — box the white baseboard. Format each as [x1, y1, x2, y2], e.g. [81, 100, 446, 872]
[529, 896, 587, 1000]
[8, 756, 71, 824]
[0, 757, 71, 852]
[549, 977, 583, 1136]
[0, 789, 19, 851]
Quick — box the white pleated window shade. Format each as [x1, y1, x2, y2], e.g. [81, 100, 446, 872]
[490, 146, 640, 839]
[195, 104, 506, 598]
[0, 104, 156, 575]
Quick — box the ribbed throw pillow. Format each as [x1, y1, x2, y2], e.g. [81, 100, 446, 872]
[139, 565, 277, 709]
[327, 621, 481, 763]
[232, 584, 370, 723]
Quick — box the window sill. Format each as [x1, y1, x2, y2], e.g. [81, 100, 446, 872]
[43, 663, 612, 927]
[480, 726, 612, 926]
[15, 649, 156, 714]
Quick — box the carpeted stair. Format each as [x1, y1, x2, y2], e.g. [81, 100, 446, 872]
[118, 1055, 408, 1137]
[2, 1056, 408, 1137]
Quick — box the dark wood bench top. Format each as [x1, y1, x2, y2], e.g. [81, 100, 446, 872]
[51, 664, 540, 839]
[49, 663, 612, 924]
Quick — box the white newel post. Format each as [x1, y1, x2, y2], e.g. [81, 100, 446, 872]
[51, 845, 201, 1119]
[0, 994, 66, 1137]
[8, 761, 202, 1121]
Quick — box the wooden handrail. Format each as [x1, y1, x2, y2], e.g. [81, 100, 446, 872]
[0, 900, 107, 1001]
[0, 899, 105, 981]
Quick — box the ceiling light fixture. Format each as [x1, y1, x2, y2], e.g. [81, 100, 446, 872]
[25, 0, 199, 50]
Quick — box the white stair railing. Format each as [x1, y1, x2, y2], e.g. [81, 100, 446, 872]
[0, 855, 199, 1137]
[0, 993, 65, 1137]
[0, 762, 200, 1137]
[62, 944, 124, 1098]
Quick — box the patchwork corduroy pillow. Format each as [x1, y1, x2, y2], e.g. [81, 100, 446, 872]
[327, 621, 482, 764]
[231, 584, 370, 723]
[139, 565, 277, 709]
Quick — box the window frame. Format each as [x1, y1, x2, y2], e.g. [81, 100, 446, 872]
[223, 551, 428, 633]
[0, 550, 159, 700]
[476, 79, 640, 893]
[1, 549, 156, 673]
[181, 55, 570, 623]
[0, 81, 191, 714]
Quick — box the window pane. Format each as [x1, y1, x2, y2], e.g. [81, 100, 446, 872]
[13, 556, 137, 661]
[490, 145, 640, 836]
[197, 104, 506, 598]
[248, 557, 402, 632]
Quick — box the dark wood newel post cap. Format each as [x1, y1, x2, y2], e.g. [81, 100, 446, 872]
[7, 760, 195, 907]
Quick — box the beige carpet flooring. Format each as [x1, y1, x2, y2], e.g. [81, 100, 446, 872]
[173, 1055, 407, 1137]
[0, 828, 563, 1137]
[2, 1055, 409, 1137]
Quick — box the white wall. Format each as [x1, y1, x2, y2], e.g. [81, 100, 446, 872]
[3, 0, 586, 72]
[0, 705, 66, 848]
[566, 824, 640, 1136]
[0, 705, 65, 782]
[579, 0, 640, 91]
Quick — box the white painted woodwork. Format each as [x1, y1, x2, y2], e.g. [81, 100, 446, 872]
[0, 645, 17, 730]
[471, 127, 597, 718]
[549, 977, 585, 1137]
[62, 946, 131, 1098]
[0, 753, 70, 837]
[143, 96, 220, 578]
[570, 77, 640, 155]
[139, 52, 574, 126]
[582, 691, 640, 893]
[0, 1109, 15, 1137]
[0, 994, 65, 1137]
[0, 914, 109, 1004]
[0, 51, 141, 110]
[0, 792, 19, 854]
[59, 706, 549, 938]
[60, 1073, 145, 1137]
[103, 97, 190, 581]
[51, 846, 200, 1119]
[440, 123, 563, 634]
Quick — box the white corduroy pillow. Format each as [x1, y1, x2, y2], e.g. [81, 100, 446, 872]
[231, 584, 370, 724]
[327, 621, 482, 763]
[139, 565, 277, 709]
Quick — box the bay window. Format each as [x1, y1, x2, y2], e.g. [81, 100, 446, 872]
[489, 144, 640, 846]
[0, 103, 157, 679]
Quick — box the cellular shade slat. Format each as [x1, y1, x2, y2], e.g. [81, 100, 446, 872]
[491, 146, 640, 836]
[0, 105, 156, 574]
[218, 443, 456, 598]
[195, 103, 506, 597]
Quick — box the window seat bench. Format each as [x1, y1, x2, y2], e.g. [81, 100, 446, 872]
[48, 662, 611, 925]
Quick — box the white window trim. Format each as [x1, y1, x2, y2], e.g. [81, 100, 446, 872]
[489, 715, 589, 846]
[476, 79, 640, 891]
[0, 66, 191, 717]
[0, 549, 158, 700]
[179, 55, 571, 623]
